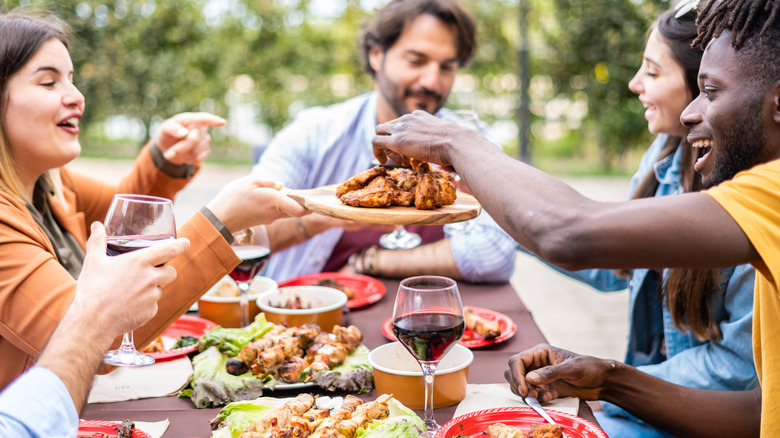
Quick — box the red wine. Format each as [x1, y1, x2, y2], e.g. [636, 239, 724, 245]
[106, 235, 176, 256]
[392, 312, 465, 362]
[229, 246, 271, 282]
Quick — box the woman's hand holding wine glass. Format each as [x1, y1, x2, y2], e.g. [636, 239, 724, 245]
[392, 276, 465, 436]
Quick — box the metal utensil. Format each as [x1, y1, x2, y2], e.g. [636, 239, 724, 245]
[524, 396, 570, 438]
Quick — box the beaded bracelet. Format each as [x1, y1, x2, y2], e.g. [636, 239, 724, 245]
[348, 245, 379, 276]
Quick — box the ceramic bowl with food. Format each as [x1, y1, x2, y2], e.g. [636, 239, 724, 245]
[369, 341, 473, 409]
[256, 286, 347, 332]
[198, 276, 278, 328]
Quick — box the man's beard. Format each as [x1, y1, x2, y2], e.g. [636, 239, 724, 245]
[705, 104, 768, 188]
[375, 69, 444, 117]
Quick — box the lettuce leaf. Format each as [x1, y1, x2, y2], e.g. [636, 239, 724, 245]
[210, 395, 424, 438]
[198, 314, 274, 356]
[358, 396, 426, 438]
[209, 397, 285, 438]
[311, 345, 374, 393]
[188, 347, 265, 408]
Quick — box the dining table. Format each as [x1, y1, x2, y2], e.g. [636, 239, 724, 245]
[82, 278, 602, 437]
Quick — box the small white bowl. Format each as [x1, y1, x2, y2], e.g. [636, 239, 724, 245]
[198, 276, 278, 327]
[369, 341, 473, 409]
[256, 286, 348, 332]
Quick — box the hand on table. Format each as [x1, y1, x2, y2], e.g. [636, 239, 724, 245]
[153, 112, 226, 165]
[504, 343, 615, 403]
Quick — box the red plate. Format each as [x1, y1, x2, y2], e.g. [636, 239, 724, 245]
[435, 406, 607, 438]
[147, 314, 217, 362]
[78, 420, 152, 438]
[381, 306, 517, 349]
[277, 272, 386, 309]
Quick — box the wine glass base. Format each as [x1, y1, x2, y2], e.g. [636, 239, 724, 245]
[379, 229, 422, 250]
[103, 348, 155, 367]
[423, 419, 440, 436]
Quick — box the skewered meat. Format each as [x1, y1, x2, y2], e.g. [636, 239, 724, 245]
[334, 400, 390, 438]
[277, 356, 308, 383]
[332, 325, 362, 351]
[465, 308, 502, 340]
[240, 394, 316, 436]
[226, 357, 250, 375]
[227, 324, 364, 385]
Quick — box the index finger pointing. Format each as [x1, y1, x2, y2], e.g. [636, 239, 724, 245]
[172, 112, 227, 129]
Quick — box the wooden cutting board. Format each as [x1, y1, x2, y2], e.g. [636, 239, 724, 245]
[285, 184, 482, 226]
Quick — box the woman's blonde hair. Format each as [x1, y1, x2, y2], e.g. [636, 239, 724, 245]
[0, 11, 70, 202]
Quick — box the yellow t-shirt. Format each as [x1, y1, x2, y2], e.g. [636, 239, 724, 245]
[707, 159, 780, 435]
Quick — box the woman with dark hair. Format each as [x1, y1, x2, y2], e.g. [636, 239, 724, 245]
[0, 10, 306, 390]
[518, 8, 756, 438]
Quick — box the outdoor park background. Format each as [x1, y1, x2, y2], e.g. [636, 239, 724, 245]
[3, 0, 675, 175]
[2, 0, 680, 360]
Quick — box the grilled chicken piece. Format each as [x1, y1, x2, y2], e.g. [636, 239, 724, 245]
[388, 168, 418, 190]
[339, 176, 396, 207]
[433, 169, 457, 206]
[336, 166, 386, 197]
[465, 308, 502, 340]
[486, 422, 525, 438]
[527, 423, 564, 438]
[414, 163, 442, 210]
[337, 162, 456, 210]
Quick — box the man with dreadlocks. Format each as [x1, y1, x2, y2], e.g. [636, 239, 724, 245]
[370, 0, 780, 435]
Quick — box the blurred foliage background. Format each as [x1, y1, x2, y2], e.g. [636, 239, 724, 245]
[1, 0, 672, 174]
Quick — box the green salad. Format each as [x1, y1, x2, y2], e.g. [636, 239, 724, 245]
[209, 395, 425, 438]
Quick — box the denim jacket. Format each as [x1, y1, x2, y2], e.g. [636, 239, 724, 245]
[522, 135, 758, 405]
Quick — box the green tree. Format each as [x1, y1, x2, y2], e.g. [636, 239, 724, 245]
[531, 0, 668, 170]
[1, 0, 669, 171]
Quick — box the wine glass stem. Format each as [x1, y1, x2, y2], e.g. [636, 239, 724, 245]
[120, 331, 135, 351]
[238, 281, 251, 327]
[421, 362, 439, 433]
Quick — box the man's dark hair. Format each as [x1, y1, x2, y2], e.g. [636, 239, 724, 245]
[357, 0, 477, 78]
[694, 0, 780, 87]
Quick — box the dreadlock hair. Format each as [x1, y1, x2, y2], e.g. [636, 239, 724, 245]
[694, 0, 780, 91]
[695, 0, 780, 49]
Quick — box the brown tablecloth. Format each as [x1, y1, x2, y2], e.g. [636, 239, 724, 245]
[83, 279, 598, 437]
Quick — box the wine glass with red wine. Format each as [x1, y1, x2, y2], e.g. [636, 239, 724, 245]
[102, 194, 177, 367]
[230, 242, 270, 327]
[392, 276, 465, 435]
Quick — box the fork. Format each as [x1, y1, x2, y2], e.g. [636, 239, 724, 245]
[524, 396, 570, 438]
